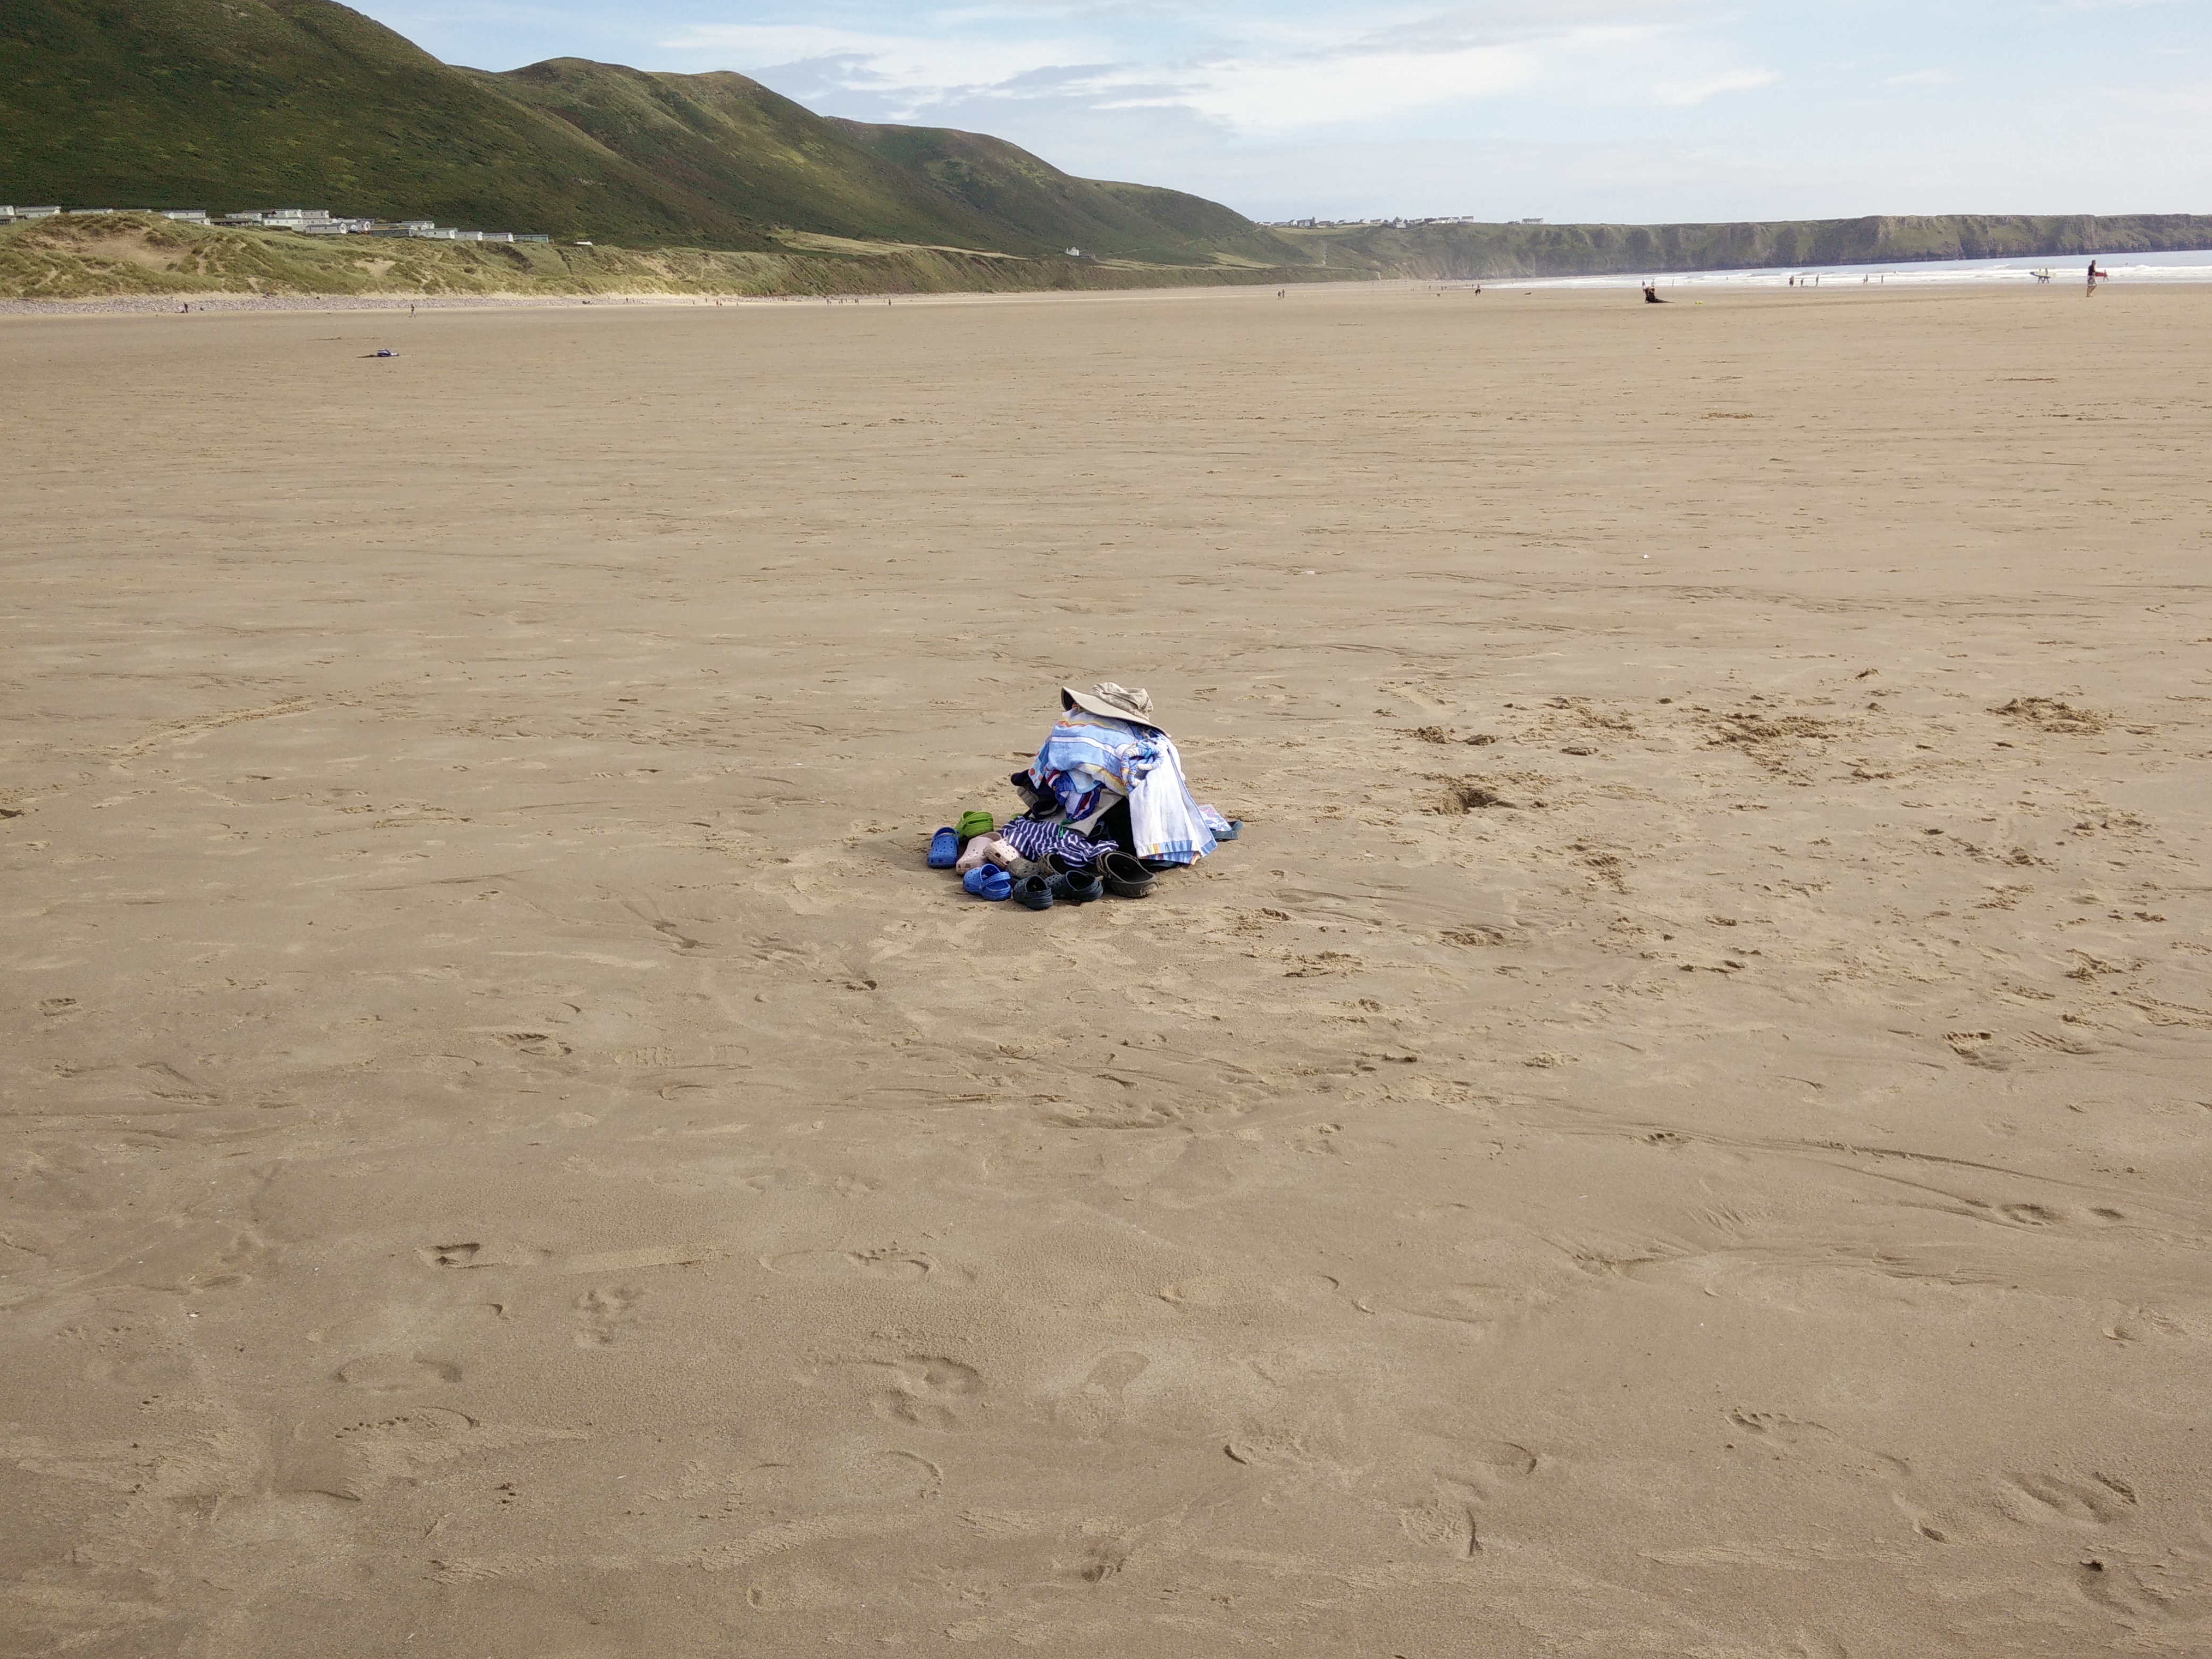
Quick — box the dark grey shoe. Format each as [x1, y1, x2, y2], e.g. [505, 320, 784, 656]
[1048, 867, 1102, 904]
[1099, 851, 1155, 899]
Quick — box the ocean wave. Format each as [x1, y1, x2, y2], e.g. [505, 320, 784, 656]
[1516, 248, 2212, 290]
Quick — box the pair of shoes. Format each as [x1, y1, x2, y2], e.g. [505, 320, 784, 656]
[957, 810, 995, 841]
[962, 866, 1012, 900]
[1099, 851, 1154, 899]
[1015, 875, 1054, 910]
[927, 826, 959, 868]
[1046, 867, 1103, 904]
[957, 833, 1040, 878]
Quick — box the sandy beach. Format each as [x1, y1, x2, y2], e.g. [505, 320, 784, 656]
[4, 281, 2209, 1656]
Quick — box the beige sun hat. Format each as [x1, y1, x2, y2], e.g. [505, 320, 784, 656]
[1060, 681, 1162, 730]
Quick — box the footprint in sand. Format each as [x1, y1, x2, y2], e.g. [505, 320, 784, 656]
[334, 1353, 462, 1389]
[485, 1031, 572, 1059]
[2077, 1531, 2212, 1626]
[1062, 1350, 1150, 1436]
[1400, 1443, 1538, 1557]
[416, 1241, 549, 1270]
[1995, 1471, 2138, 1529]
[1727, 1408, 1830, 1446]
[873, 1355, 984, 1431]
[1727, 1409, 1911, 1478]
[573, 1286, 644, 1347]
[766, 1246, 941, 1281]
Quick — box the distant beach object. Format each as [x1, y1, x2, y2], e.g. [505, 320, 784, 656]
[2086, 259, 2105, 297]
[1642, 282, 1667, 304]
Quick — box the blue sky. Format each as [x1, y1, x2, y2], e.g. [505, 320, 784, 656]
[353, 3, 2211, 223]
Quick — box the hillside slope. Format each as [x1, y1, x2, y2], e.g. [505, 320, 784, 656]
[482, 61, 1005, 253]
[0, 0, 771, 246]
[0, 0, 1299, 264]
[487, 64, 1302, 265]
[828, 121, 1300, 266]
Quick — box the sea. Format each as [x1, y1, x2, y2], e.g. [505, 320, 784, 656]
[1507, 247, 2212, 290]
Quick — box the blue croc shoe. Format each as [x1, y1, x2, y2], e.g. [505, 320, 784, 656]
[962, 865, 1013, 901]
[1015, 874, 1054, 911]
[1216, 819, 1241, 842]
[927, 826, 959, 868]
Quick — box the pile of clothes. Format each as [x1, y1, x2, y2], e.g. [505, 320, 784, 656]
[925, 682, 1239, 909]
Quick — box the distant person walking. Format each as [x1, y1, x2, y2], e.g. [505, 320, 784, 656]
[2085, 259, 2105, 297]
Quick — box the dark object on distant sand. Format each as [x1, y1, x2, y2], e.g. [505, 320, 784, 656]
[1643, 282, 1668, 304]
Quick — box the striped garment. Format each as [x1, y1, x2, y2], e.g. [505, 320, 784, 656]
[994, 816, 1116, 866]
[1026, 711, 1144, 825]
[1026, 713, 1219, 865]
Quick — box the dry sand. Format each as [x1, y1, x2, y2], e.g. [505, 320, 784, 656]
[4, 282, 2210, 1657]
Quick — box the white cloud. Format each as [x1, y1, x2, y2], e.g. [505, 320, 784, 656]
[1883, 68, 1955, 85]
[664, 23, 1103, 100]
[1651, 68, 1780, 105]
[1088, 43, 1541, 135]
[664, 7, 1781, 135]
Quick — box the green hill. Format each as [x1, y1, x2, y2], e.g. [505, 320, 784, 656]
[827, 120, 1296, 266]
[481, 61, 1010, 253]
[0, 0, 1302, 264]
[0, 0, 768, 245]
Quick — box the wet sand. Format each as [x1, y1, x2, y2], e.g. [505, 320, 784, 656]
[4, 283, 2209, 1656]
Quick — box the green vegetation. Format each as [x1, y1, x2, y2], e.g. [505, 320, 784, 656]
[0, 0, 1303, 265]
[0, 0, 755, 246]
[828, 121, 1296, 266]
[0, 213, 1325, 301]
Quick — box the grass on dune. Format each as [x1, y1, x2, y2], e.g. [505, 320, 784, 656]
[0, 214, 1327, 301]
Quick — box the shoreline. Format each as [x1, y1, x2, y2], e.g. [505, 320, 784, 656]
[7, 270, 2209, 320]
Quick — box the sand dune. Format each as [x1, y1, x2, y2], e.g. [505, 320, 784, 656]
[3, 282, 2209, 1656]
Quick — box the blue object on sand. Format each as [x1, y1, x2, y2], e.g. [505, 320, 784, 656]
[1216, 818, 1241, 841]
[1047, 868, 1102, 904]
[963, 866, 1012, 900]
[927, 826, 959, 868]
[1015, 874, 1054, 911]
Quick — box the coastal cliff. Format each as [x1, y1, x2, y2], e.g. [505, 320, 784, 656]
[1275, 214, 2212, 278]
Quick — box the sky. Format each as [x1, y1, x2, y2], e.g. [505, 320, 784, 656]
[350, 2, 2212, 224]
